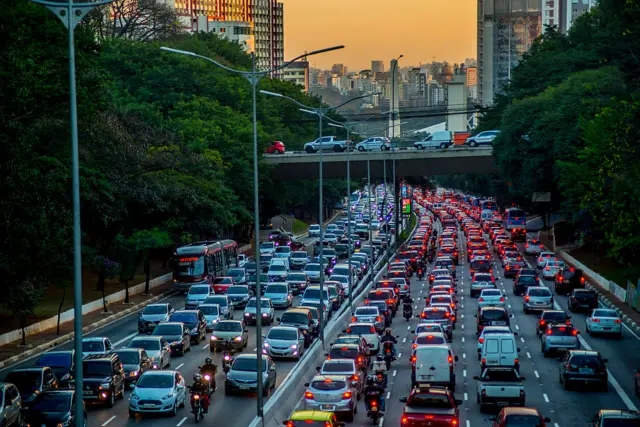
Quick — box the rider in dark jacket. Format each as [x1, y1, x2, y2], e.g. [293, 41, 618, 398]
[190, 374, 210, 413]
[363, 376, 386, 412]
[380, 328, 397, 357]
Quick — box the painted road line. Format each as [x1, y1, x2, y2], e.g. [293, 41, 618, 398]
[177, 417, 188, 427]
[534, 370, 539, 378]
[175, 363, 184, 370]
[402, 338, 406, 343]
[386, 391, 391, 399]
[113, 332, 138, 347]
[462, 353, 466, 359]
[378, 418, 384, 427]
[393, 370, 397, 377]
[464, 392, 468, 401]
[463, 369, 467, 377]
[543, 393, 549, 403]
[407, 326, 411, 330]
[398, 353, 402, 358]
[466, 421, 471, 427]
[461, 324, 464, 329]
[202, 344, 209, 350]
[461, 337, 465, 343]
[515, 324, 519, 330]
[521, 337, 525, 343]
[102, 416, 116, 426]
[526, 352, 531, 359]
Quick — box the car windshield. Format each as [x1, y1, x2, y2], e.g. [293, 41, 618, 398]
[528, 288, 551, 297]
[36, 353, 72, 368]
[247, 299, 271, 308]
[311, 380, 346, 391]
[213, 322, 242, 332]
[30, 393, 71, 413]
[304, 289, 323, 299]
[227, 287, 249, 295]
[143, 305, 168, 315]
[267, 285, 288, 293]
[129, 339, 160, 351]
[153, 324, 182, 335]
[594, 309, 618, 317]
[5, 371, 42, 390]
[349, 325, 372, 335]
[198, 305, 219, 315]
[115, 351, 140, 364]
[136, 374, 174, 388]
[481, 310, 507, 320]
[189, 286, 210, 295]
[483, 369, 519, 381]
[323, 362, 353, 373]
[82, 341, 104, 352]
[268, 328, 297, 340]
[82, 361, 112, 377]
[504, 415, 544, 426]
[270, 265, 286, 272]
[281, 312, 309, 324]
[407, 392, 452, 408]
[305, 264, 321, 272]
[232, 358, 266, 372]
[170, 313, 197, 324]
[330, 348, 359, 359]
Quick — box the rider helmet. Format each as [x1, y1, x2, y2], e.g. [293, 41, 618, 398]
[205, 357, 213, 365]
[193, 373, 203, 383]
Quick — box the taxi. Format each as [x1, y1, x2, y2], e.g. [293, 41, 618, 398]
[283, 410, 345, 427]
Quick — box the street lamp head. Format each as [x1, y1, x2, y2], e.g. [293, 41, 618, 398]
[160, 47, 195, 56]
[259, 90, 283, 98]
[299, 108, 317, 115]
[328, 123, 344, 129]
[308, 45, 345, 56]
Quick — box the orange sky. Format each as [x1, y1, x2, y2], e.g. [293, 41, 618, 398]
[281, 0, 477, 71]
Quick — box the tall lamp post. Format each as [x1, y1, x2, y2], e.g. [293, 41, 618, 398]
[390, 54, 403, 248]
[28, 1, 116, 425]
[260, 90, 380, 349]
[161, 44, 344, 420]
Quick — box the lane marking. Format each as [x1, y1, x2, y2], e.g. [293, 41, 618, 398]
[402, 338, 406, 343]
[462, 353, 466, 359]
[202, 343, 209, 350]
[526, 352, 531, 359]
[464, 392, 468, 401]
[177, 417, 188, 427]
[461, 314, 464, 319]
[467, 420, 471, 427]
[102, 416, 116, 426]
[378, 418, 384, 427]
[534, 370, 539, 378]
[386, 391, 391, 399]
[461, 324, 464, 329]
[515, 324, 519, 330]
[398, 353, 402, 358]
[543, 393, 549, 403]
[554, 424, 560, 427]
[521, 337, 525, 343]
[113, 332, 138, 347]
[393, 370, 397, 377]
[407, 326, 411, 330]
[463, 369, 467, 377]
[461, 337, 465, 343]
[175, 363, 184, 370]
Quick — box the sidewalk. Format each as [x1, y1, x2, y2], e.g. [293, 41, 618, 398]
[0, 283, 173, 369]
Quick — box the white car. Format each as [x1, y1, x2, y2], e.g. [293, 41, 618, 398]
[478, 289, 505, 309]
[355, 137, 391, 152]
[536, 252, 557, 269]
[129, 370, 187, 416]
[476, 326, 513, 359]
[542, 260, 566, 280]
[585, 308, 623, 338]
[346, 323, 380, 355]
[352, 306, 384, 332]
[308, 224, 321, 238]
[524, 239, 544, 255]
[260, 242, 276, 256]
[82, 337, 113, 357]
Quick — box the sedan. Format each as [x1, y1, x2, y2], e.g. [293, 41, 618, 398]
[542, 260, 566, 280]
[478, 289, 505, 309]
[225, 354, 277, 396]
[209, 320, 249, 351]
[303, 375, 358, 422]
[352, 306, 384, 333]
[586, 309, 623, 338]
[128, 370, 187, 417]
[115, 348, 152, 387]
[127, 336, 171, 369]
[264, 283, 293, 308]
[524, 239, 544, 255]
[151, 322, 190, 356]
[355, 137, 391, 152]
[536, 252, 558, 269]
[263, 326, 305, 360]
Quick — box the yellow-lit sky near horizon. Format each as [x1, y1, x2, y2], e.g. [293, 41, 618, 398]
[281, 0, 477, 71]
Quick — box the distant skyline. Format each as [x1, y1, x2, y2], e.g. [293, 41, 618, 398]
[281, 0, 477, 71]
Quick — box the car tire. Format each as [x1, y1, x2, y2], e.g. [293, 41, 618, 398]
[274, 149, 281, 154]
[358, 146, 365, 152]
[171, 402, 177, 417]
[382, 145, 390, 151]
[470, 141, 477, 147]
[440, 143, 447, 149]
[305, 147, 315, 154]
[415, 144, 424, 150]
[129, 410, 137, 418]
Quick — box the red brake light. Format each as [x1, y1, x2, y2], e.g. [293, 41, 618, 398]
[499, 297, 505, 302]
[370, 327, 375, 333]
[351, 375, 359, 381]
[402, 416, 409, 425]
[614, 319, 622, 324]
[412, 343, 418, 349]
[540, 320, 545, 324]
[572, 329, 578, 335]
[525, 296, 530, 302]
[448, 355, 453, 363]
[351, 317, 356, 322]
[481, 358, 486, 364]
[421, 312, 426, 318]
[570, 267, 575, 272]
[287, 422, 294, 427]
[479, 337, 484, 343]
[445, 312, 450, 317]
[342, 391, 353, 399]
[479, 298, 484, 302]
[580, 277, 585, 284]
[304, 391, 314, 399]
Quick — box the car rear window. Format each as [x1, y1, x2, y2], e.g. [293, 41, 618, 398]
[549, 326, 576, 336]
[355, 308, 378, 316]
[407, 392, 452, 408]
[542, 312, 567, 321]
[482, 290, 501, 297]
[311, 380, 347, 391]
[570, 355, 603, 368]
[422, 310, 447, 319]
[528, 288, 551, 297]
[481, 309, 507, 320]
[415, 335, 445, 345]
[593, 309, 618, 317]
[483, 369, 519, 382]
[504, 415, 543, 426]
[329, 348, 359, 359]
[322, 362, 354, 373]
[349, 325, 374, 335]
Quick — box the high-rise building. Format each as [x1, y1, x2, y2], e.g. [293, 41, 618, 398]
[371, 60, 385, 74]
[331, 63, 347, 77]
[562, 0, 597, 32]
[254, 0, 284, 76]
[466, 67, 478, 101]
[282, 60, 309, 92]
[478, 0, 542, 106]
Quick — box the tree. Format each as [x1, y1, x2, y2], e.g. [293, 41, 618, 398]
[114, 234, 141, 304]
[131, 229, 172, 294]
[4, 281, 44, 346]
[92, 256, 122, 313]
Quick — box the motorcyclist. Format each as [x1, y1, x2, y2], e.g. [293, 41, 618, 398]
[403, 295, 414, 306]
[190, 374, 210, 414]
[363, 376, 386, 412]
[200, 357, 218, 392]
[371, 356, 388, 387]
[380, 328, 397, 357]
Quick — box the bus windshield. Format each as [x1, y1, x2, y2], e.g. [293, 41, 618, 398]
[175, 256, 205, 278]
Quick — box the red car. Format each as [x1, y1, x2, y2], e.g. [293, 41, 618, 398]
[212, 276, 235, 294]
[266, 140, 286, 154]
[400, 385, 461, 427]
[491, 407, 551, 426]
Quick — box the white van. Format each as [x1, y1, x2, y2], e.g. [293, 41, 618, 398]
[480, 209, 493, 222]
[414, 131, 454, 150]
[481, 333, 520, 372]
[411, 344, 458, 391]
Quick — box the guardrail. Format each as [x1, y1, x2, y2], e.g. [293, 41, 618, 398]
[269, 146, 493, 157]
[247, 214, 420, 427]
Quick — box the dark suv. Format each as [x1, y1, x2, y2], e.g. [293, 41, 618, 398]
[476, 307, 511, 335]
[168, 310, 207, 344]
[568, 289, 599, 313]
[559, 350, 608, 391]
[554, 267, 586, 295]
[79, 353, 126, 407]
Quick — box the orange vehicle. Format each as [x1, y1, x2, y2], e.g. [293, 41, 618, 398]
[453, 132, 471, 145]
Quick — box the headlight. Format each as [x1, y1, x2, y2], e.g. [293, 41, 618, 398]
[129, 371, 139, 377]
[131, 393, 140, 400]
[290, 344, 298, 350]
[244, 313, 251, 317]
[100, 383, 111, 389]
[161, 393, 174, 400]
[235, 336, 243, 341]
[262, 313, 269, 317]
[263, 342, 270, 348]
[210, 335, 218, 340]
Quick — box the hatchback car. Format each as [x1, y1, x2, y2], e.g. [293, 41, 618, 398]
[471, 273, 496, 297]
[128, 370, 187, 417]
[536, 310, 571, 335]
[317, 359, 363, 398]
[478, 289, 505, 309]
[115, 348, 152, 387]
[4, 367, 58, 410]
[524, 238, 544, 255]
[399, 385, 462, 427]
[23, 390, 83, 427]
[284, 410, 344, 427]
[559, 350, 608, 391]
[225, 354, 277, 396]
[184, 284, 213, 310]
[151, 322, 191, 356]
[536, 252, 557, 269]
[352, 306, 384, 333]
[198, 303, 222, 331]
[586, 308, 623, 338]
[203, 295, 233, 319]
[513, 274, 540, 296]
[303, 375, 357, 421]
[265, 283, 293, 308]
[263, 326, 305, 360]
[127, 336, 171, 369]
[286, 272, 309, 295]
[138, 303, 174, 333]
[209, 320, 249, 351]
[419, 307, 453, 340]
[243, 297, 275, 325]
[168, 310, 207, 344]
[523, 287, 553, 314]
[35, 351, 75, 388]
[476, 307, 511, 334]
[541, 323, 580, 356]
[542, 260, 566, 280]
[554, 267, 586, 295]
[568, 289, 599, 313]
[226, 285, 253, 307]
[491, 407, 551, 427]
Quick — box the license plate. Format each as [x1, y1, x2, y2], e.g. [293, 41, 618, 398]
[497, 401, 508, 407]
[370, 406, 379, 413]
[557, 348, 568, 352]
[487, 360, 498, 365]
[492, 321, 506, 326]
[603, 327, 611, 331]
[239, 385, 251, 390]
[143, 404, 156, 409]
[580, 368, 594, 374]
[321, 405, 336, 411]
[419, 375, 432, 380]
[83, 391, 92, 396]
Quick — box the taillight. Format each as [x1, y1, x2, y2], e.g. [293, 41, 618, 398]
[540, 320, 545, 325]
[445, 312, 450, 317]
[448, 355, 453, 363]
[401, 416, 409, 425]
[351, 375, 359, 382]
[412, 343, 418, 349]
[411, 356, 416, 363]
[376, 316, 381, 322]
[592, 318, 600, 323]
[304, 391, 314, 399]
[546, 329, 552, 335]
[572, 329, 578, 335]
[615, 319, 622, 324]
[499, 297, 505, 302]
[351, 317, 356, 322]
[479, 297, 484, 302]
[357, 357, 363, 363]
[525, 296, 530, 302]
[566, 319, 571, 325]
[421, 312, 426, 318]
[580, 277, 585, 284]
[481, 358, 486, 364]
[342, 391, 353, 399]
[545, 267, 550, 271]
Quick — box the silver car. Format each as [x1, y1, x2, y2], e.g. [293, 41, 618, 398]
[184, 284, 212, 310]
[243, 297, 275, 325]
[197, 304, 221, 332]
[303, 375, 358, 421]
[262, 326, 305, 360]
[128, 370, 187, 416]
[127, 336, 171, 369]
[478, 289, 505, 309]
[203, 295, 233, 319]
[0, 383, 21, 426]
[225, 354, 277, 396]
[523, 286, 554, 314]
[352, 306, 384, 332]
[290, 251, 310, 270]
[542, 260, 566, 280]
[264, 283, 293, 309]
[541, 323, 580, 356]
[138, 303, 174, 333]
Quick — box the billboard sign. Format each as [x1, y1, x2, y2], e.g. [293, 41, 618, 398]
[401, 185, 408, 198]
[402, 198, 411, 215]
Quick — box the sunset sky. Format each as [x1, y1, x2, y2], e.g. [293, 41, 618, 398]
[281, 0, 477, 71]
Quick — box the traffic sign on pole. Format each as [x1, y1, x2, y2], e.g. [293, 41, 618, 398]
[532, 192, 551, 203]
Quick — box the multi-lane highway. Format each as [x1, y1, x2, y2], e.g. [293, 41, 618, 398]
[280, 215, 640, 427]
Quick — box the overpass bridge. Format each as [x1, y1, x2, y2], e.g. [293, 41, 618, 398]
[263, 146, 498, 180]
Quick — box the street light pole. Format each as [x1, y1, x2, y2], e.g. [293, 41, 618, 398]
[162, 44, 344, 421]
[391, 54, 403, 248]
[263, 91, 380, 349]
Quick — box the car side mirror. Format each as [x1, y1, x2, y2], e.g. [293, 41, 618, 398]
[473, 376, 480, 380]
[399, 397, 408, 402]
[455, 399, 463, 405]
[342, 329, 347, 333]
[544, 417, 551, 423]
[324, 353, 329, 357]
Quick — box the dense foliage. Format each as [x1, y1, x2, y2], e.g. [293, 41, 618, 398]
[472, 0, 640, 263]
[0, 0, 349, 327]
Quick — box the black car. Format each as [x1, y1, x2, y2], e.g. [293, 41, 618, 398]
[568, 289, 599, 313]
[555, 267, 586, 295]
[23, 390, 86, 427]
[4, 367, 59, 410]
[151, 322, 191, 356]
[168, 310, 207, 344]
[559, 350, 608, 391]
[515, 268, 538, 280]
[77, 353, 126, 407]
[513, 275, 540, 296]
[114, 348, 152, 387]
[35, 350, 75, 388]
[476, 307, 511, 335]
[536, 310, 571, 335]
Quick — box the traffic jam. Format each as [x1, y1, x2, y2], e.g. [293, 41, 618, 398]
[284, 189, 640, 427]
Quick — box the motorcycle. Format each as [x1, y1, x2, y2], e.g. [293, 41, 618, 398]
[220, 338, 236, 374]
[382, 341, 396, 370]
[365, 391, 382, 424]
[417, 268, 425, 280]
[403, 303, 413, 321]
[374, 370, 387, 388]
[198, 366, 217, 395]
[189, 390, 205, 423]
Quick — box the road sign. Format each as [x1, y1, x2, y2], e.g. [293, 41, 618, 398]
[402, 198, 411, 215]
[401, 185, 408, 198]
[532, 192, 551, 203]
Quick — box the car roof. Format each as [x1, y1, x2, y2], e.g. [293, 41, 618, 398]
[502, 407, 541, 415]
[82, 337, 105, 342]
[323, 358, 355, 365]
[289, 410, 334, 421]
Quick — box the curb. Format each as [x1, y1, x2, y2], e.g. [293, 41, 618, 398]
[293, 211, 342, 240]
[0, 290, 174, 370]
